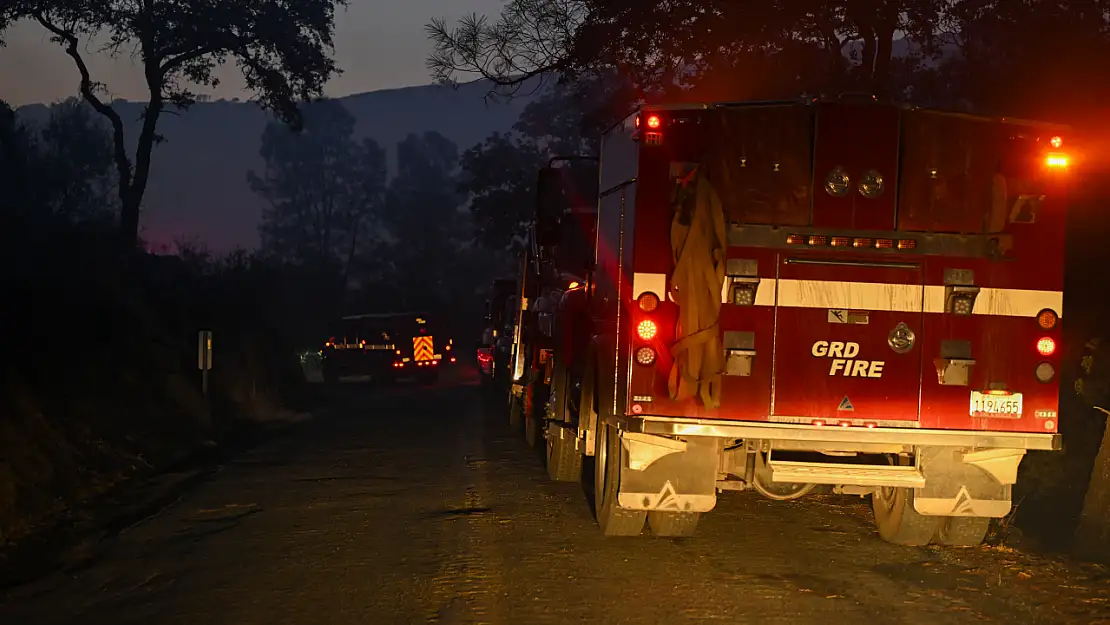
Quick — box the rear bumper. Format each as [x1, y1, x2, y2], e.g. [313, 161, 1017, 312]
[622, 416, 1061, 452]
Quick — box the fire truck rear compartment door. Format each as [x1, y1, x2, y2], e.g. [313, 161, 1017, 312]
[771, 255, 924, 423]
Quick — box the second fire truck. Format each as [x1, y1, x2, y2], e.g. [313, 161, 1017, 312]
[508, 96, 1071, 545]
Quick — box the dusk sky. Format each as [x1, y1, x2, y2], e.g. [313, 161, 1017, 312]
[0, 0, 505, 106]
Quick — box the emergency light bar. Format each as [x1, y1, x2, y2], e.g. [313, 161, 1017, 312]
[786, 234, 917, 250]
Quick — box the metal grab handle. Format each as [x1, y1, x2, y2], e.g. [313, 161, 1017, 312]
[784, 258, 920, 270]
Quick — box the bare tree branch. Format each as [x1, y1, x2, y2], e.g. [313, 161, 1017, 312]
[425, 0, 587, 100]
[32, 11, 134, 209]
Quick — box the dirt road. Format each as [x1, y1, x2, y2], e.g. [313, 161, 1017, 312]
[3, 367, 1109, 624]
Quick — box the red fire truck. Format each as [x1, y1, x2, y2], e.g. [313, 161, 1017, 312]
[535, 96, 1070, 545]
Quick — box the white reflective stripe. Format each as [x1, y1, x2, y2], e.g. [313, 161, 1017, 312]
[635, 272, 1063, 318]
[777, 280, 924, 312]
[632, 272, 667, 300]
[923, 285, 1064, 318]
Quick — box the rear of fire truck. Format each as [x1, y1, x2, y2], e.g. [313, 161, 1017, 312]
[385, 312, 451, 383]
[562, 98, 1070, 544]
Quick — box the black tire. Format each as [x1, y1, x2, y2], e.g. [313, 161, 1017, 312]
[872, 486, 940, 546]
[546, 425, 582, 482]
[648, 511, 701, 538]
[935, 516, 990, 547]
[545, 358, 582, 482]
[594, 420, 646, 537]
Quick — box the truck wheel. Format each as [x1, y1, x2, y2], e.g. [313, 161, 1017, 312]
[544, 359, 581, 482]
[546, 424, 582, 482]
[872, 486, 940, 546]
[594, 421, 646, 536]
[935, 516, 990, 547]
[648, 511, 700, 538]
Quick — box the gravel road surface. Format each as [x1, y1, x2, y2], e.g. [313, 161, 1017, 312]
[3, 366, 1109, 624]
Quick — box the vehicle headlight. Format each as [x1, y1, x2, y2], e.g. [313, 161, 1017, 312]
[825, 166, 850, 197]
[858, 169, 885, 198]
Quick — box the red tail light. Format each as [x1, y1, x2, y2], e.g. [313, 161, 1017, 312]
[646, 114, 661, 129]
[636, 319, 658, 341]
[1036, 337, 1056, 356]
[638, 292, 659, 312]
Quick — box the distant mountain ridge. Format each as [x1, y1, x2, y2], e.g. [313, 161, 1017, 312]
[17, 78, 541, 252]
[13, 39, 951, 253]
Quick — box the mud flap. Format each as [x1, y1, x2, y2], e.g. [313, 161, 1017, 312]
[913, 447, 1024, 518]
[616, 434, 719, 513]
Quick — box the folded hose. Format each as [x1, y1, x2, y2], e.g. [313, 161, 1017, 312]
[667, 166, 728, 409]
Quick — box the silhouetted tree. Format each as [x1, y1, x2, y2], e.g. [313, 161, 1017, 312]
[1, 0, 348, 248]
[944, 0, 1110, 123]
[458, 72, 630, 252]
[1, 98, 116, 229]
[427, 0, 952, 100]
[380, 131, 467, 309]
[36, 98, 116, 223]
[249, 99, 386, 273]
[0, 99, 35, 227]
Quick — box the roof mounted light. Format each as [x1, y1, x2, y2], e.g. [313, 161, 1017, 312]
[1046, 153, 1069, 169]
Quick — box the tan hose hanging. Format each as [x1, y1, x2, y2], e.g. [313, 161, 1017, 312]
[667, 165, 728, 409]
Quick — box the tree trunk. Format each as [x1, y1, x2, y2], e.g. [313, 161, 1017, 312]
[1076, 410, 1110, 562]
[872, 26, 896, 97]
[120, 191, 141, 248]
[341, 217, 361, 290]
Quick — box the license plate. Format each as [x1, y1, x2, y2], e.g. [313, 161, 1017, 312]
[969, 391, 1023, 418]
